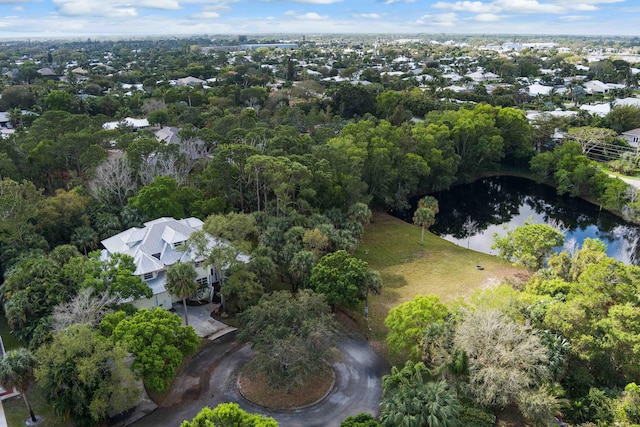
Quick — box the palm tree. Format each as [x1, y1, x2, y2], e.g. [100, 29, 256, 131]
[0, 348, 38, 423]
[414, 196, 439, 244]
[413, 207, 435, 245]
[380, 360, 460, 427]
[165, 262, 199, 326]
[71, 226, 99, 255]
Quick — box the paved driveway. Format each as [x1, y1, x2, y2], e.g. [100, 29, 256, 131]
[127, 333, 389, 427]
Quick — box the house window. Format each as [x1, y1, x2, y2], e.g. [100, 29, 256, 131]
[152, 253, 161, 259]
[143, 272, 154, 281]
[194, 260, 204, 268]
[172, 241, 185, 249]
[196, 277, 209, 286]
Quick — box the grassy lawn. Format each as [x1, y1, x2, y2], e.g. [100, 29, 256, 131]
[3, 384, 69, 427]
[354, 212, 524, 355]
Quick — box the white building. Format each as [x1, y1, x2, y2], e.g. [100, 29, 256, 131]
[101, 217, 248, 310]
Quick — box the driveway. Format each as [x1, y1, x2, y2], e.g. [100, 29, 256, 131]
[127, 333, 389, 427]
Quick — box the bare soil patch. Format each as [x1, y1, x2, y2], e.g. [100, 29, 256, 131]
[238, 364, 334, 409]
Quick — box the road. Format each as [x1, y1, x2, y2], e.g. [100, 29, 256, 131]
[128, 333, 389, 427]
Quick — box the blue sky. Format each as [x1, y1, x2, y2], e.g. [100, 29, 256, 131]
[0, 0, 637, 38]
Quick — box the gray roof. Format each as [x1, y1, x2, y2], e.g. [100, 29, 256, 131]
[101, 217, 248, 296]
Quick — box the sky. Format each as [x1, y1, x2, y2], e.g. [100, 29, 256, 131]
[0, 0, 638, 39]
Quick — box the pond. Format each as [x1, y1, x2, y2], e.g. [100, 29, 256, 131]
[394, 176, 640, 265]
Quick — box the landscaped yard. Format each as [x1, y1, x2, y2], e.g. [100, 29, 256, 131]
[355, 212, 525, 352]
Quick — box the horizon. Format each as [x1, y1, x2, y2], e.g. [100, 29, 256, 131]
[0, 0, 638, 39]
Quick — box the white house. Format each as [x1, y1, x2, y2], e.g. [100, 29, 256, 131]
[583, 80, 610, 94]
[622, 128, 640, 149]
[527, 83, 554, 96]
[100, 217, 248, 310]
[102, 117, 150, 131]
[466, 70, 500, 82]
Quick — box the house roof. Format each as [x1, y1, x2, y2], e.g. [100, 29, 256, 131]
[622, 128, 640, 137]
[102, 117, 150, 130]
[101, 217, 248, 296]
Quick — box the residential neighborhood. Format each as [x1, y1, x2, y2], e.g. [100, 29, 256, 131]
[0, 33, 639, 427]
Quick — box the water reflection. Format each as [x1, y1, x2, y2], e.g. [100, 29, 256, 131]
[394, 176, 640, 265]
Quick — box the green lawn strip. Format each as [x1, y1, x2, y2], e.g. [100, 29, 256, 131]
[355, 212, 524, 356]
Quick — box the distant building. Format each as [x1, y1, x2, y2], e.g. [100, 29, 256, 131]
[240, 43, 298, 50]
[102, 117, 150, 131]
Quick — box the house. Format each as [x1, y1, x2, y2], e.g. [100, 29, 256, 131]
[622, 128, 640, 149]
[583, 80, 609, 94]
[176, 76, 205, 87]
[102, 117, 150, 131]
[466, 70, 500, 82]
[528, 83, 554, 96]
[100, 217, 248, 310]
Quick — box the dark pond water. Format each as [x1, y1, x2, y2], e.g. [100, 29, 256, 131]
[393, 176, 640, 265]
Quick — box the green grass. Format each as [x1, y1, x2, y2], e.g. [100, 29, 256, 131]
[354, 212, 524, 351]
[3, 383, 70, 427]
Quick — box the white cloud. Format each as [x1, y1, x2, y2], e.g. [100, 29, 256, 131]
[299, 12, 328, 19]
[493, 0, 564, 14]
[474, 12, 501, 20]
[12, 5, 23, 10]
[433, 0, 600, 14]
[284, 10, 327, 19]
[571, 3, 597, 11]
[54, 0, 139, 17]
[384, 0, 416, 4]
[433, 1, 499, 13]
[138, 0, 180, 10]
[415, 12, 457, 26]
[555, 0, 622, 3]
[558, 14, 592, 21]
[353, 13, 381, 18]
[192, 6, 220, 18]
[284, 0, 341, 3]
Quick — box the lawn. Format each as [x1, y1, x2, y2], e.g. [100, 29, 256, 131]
[3, 384, 69, 427]
[354, 212, 524, 352]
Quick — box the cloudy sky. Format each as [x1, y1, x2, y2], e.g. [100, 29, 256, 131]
[0, 0, 637, 38]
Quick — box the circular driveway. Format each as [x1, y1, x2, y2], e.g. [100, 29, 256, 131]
[128, 333, 389, 427]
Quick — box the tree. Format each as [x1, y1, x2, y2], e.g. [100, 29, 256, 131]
[71, 225, 99, 255]
[79, 252, 152, 301]
[35, 324, 139, 427]
[237, 290, 336, 392]
[52, 287, 118, 332]
[567, 126, 618, 157]
[308, 250, 380, 310]
[128, 176, 185, 219]
[454, 309, 553, 412]
[492, 223, 564, 271]
[380, 361, 460, 427]
[341, 413, 382, 427]
[165, 262, 199, 326]
[385, 295, 449, 360]
[103, 308, 199, 392]
[35, 188, 90, 247]
[181, 403, 278, 427]
[0, 348, 38, 423]
[413, 207, 435, 244]
[220, 266, 263, 315]
[89, 155, 137, 207]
